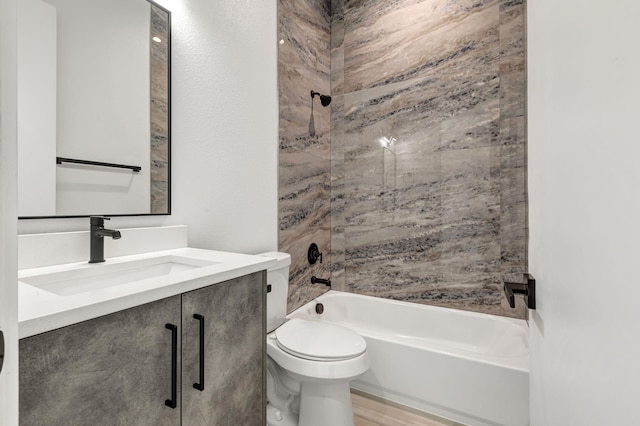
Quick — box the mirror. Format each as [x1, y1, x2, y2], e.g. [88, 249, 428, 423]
[17, 0, 170, 218]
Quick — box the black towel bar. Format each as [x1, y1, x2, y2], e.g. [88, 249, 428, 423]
[56, 157, 141, 173]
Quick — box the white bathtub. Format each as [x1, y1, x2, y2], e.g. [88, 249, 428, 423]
[288, 291, 529, 426]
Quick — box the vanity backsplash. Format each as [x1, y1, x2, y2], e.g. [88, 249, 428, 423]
[18, 225, 188, 269]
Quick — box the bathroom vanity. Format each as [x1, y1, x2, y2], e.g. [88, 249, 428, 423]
[20, 272, 264, 425]
[17, 229, 273, 426]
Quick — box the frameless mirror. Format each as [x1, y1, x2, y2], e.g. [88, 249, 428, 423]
[17, 0, 170, 218]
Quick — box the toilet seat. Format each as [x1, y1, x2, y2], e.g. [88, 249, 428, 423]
[275, 319, 366, 361]
[266, 334, 370, 382]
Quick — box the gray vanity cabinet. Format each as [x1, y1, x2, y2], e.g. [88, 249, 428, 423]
[19, 272, 265, 426]
[181, 272, 265, 426]
[19, 295, 183, 426]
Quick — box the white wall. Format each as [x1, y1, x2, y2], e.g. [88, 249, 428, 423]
[17, 0, 57, 217]
[51, 0, 151, 215]
[18, 0, 279, 256]
[528, 1, 640, 424]
[157, 0, 279, 253]
[0, 0, 19, 422]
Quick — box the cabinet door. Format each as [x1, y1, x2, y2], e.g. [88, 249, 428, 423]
[181, 272, 265, 426]
[19, 295, 182, 426]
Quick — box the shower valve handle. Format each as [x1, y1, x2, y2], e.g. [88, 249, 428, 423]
[308, 243, 323, 264]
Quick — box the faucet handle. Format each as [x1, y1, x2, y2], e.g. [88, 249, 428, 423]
[90, 216, 110, 226]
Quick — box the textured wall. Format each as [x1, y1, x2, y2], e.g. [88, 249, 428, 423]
[278, 0, 332, 312]
[330, 0, 527, 318]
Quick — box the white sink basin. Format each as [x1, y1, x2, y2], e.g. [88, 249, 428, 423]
[19, 255, 219, 296]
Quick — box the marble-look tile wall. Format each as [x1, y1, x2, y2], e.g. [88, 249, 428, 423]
[150, 5, 170, 214]
[278, 0, 332, 312]
[279, 0, 527, 318]
[330, 0, 528, 318]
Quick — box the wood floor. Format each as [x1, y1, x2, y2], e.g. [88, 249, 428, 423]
[351, 391, 464, 426]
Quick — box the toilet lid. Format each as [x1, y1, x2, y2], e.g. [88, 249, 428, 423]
[275, 319, 366, 361]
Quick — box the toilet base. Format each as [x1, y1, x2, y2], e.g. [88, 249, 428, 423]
[298, 381, 355, 426]
[267, 403, 298, 426]
[266, 328, 368, 426]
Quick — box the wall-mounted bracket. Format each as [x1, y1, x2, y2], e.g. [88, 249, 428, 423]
[504, 273, 536, 310]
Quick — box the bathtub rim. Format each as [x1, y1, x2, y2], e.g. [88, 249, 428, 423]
[289, 290, 530, 373]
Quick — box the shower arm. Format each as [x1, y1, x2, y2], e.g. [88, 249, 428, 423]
[310, 90, 332, 106]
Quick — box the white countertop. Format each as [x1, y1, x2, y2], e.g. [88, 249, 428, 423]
[18, 248, 276, 339]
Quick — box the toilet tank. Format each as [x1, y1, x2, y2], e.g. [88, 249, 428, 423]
[258, 252, 291, 333]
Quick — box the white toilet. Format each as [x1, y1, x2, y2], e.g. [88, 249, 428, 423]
[259, 252, 370, 426]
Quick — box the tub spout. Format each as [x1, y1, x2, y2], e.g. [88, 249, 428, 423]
[310, 276, 331, 287]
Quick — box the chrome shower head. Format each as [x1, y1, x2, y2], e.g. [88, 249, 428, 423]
[311, 90, 332, 107]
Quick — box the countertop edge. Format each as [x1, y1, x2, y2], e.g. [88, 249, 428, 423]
[19, 249, 276, 339]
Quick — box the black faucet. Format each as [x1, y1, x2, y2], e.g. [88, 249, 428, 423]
[89, 216, 121, 263]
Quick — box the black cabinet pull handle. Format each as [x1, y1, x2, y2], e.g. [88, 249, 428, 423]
[165, 323, 178, 409]
[193, 314, 205, 391]
[0, 330, 4, 374]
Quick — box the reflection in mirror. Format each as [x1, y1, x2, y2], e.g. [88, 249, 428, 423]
[17, 0, 170, 218]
